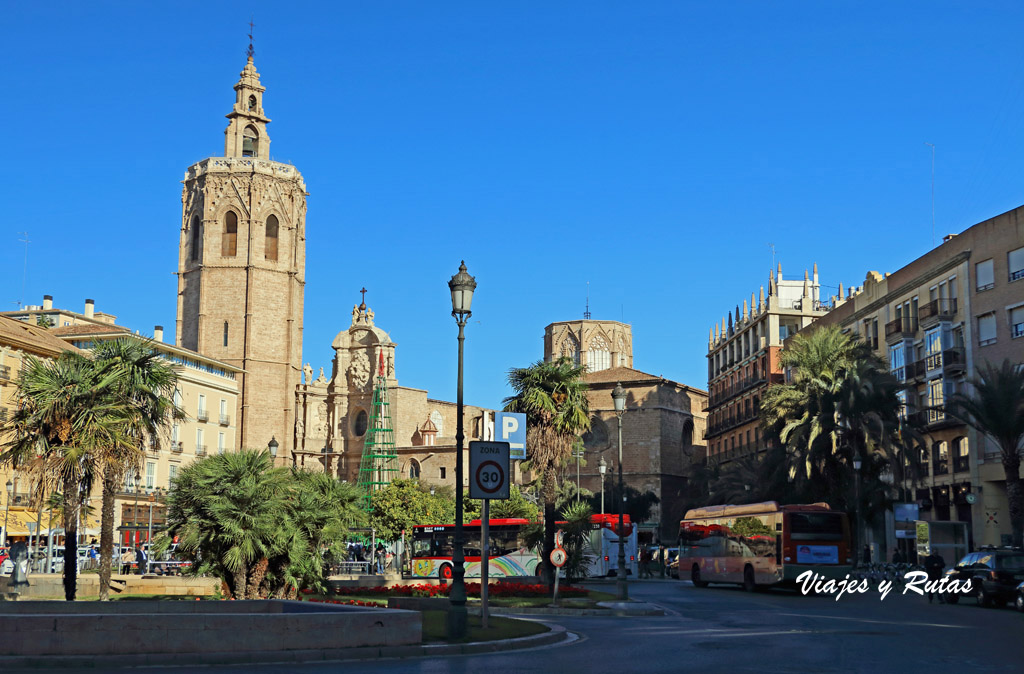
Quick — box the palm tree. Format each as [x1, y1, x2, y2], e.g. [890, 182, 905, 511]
[761, 325, 903, 539]
[947, 360, 1024, 547]
[503, 357, 590, 585]
[0, 352, 126, 600]
[90, 337, 182, 601]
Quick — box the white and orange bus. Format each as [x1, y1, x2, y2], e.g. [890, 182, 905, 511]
[410, 518, 539, 580]
[678, 501, 852, 591]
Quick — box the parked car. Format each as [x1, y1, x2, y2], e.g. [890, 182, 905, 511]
[945, 548, 1024, 607]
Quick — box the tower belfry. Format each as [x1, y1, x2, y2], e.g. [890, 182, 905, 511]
[357, 352, 399, 511]
[176, 54, 307, 464]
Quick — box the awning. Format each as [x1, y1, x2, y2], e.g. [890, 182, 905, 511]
[1, 508, 101, 537]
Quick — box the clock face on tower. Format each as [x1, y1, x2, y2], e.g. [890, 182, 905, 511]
[248, 95, 257, 111]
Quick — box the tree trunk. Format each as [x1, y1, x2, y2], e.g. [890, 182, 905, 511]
[247, 558, 269, 599]
[542, 500, 556, 589]
[62, 475, 80, 601]
[98, 467, 118, 601]
[1003, 451, 1023, 548]
[232, 562, 248, 600]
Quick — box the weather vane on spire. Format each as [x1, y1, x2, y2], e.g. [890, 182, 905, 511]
[246, 17, 255, 59]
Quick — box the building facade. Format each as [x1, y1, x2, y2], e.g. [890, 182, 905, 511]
[810, 206, 1024, 548]
[544, 319, 707, 542]
[175, 55, 307, 462]
[705, 265, 829, 463]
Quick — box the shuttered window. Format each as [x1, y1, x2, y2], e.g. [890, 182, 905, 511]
[976, 259, 994, 291]
[1009, 247, 1024, 282]
[978, 313, 997, 346]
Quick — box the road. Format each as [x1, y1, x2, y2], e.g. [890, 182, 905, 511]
[50, 578, 1024, 673]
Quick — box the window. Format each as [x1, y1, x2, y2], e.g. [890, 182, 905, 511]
[354, 410, 368, 436]
[198, 394, 206, 421]
[222, 211, 237, 256]
[896, 390, 907, 420]
[933, 441, 948, 475]
[218, 432, 225, 454]
[889, 344, 905, 380]
[978, 313, 997, 346]
[1009, 247, 1024, 282]
[682, 419, 694, 450]
[196, 428, 204, 454]
[925, 328, 942, 369]
[189, 215, 202, 262]
[1011, 306, 1024, 340]
[976, 259, 995, 291]
[589, 349, 610, 372]
[223, 321, 229, 347]
[168, 464, 178, 489]
[409, 459, 421, 479]
[171, 423, 179, 444]
[265, 215, 279, 261]
[439, 466, 447, 480]
[928, 379, 945, 422]
[242, 125, 258, 157]
[173, 388, 182, 407]
[220, 399, 228, 425]
[953, 437, 969, 472]
[582, 417, 608, 449]
[247, 94, 257, 111]
[145, 462, 156, 489]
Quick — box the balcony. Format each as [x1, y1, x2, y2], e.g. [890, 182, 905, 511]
[171, 442, 183, 454]
[219, 413, 231, 426]
[905, 360, 927, 381]
[917, 298, 958, 328]
[942, 347, 966, 374]
[196, 444, 207, 456]
[197, 409, 209, 423]
[953, 455, 970, 474]
[885, 318, 915, 342]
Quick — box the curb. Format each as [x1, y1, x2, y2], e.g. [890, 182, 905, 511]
[479, 605, 664, 617]
[4, 623, 572, 670]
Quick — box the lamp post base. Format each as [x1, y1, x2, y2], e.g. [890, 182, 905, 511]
[616, 577, 628, 601]
[446, 603, 467, 640]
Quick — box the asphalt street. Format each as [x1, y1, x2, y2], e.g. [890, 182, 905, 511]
[37, 578, 1024, 674]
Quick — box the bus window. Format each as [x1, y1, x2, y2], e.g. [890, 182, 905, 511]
[789, 512, 844, 541]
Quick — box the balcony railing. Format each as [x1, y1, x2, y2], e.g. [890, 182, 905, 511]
[171, 442, 183, 453]
[943, 347, 966, 373]
[885, 318, 915, 340]
[219, 413, 231, 426]
[196, 445, 207, 456]
[917, 298, 958, 325]
[197, 409, 209, 422]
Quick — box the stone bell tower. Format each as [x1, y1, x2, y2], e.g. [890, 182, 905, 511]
[175, 53, 307, 462]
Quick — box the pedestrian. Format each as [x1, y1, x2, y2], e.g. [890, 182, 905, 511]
[891, 548, 903, 565]
[135, 546, 147, 575]
[658, 545, 667, 578]
[638, 548, 651, 578]
[923, 548, 946, 604]
[375, 543, 385, 574]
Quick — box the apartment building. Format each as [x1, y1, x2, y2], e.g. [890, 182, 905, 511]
[705, 265, 829, 463]
[811, 205, 1024, 547]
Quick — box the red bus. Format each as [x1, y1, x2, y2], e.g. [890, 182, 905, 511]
[410, 518, 538, 580]
[678, 501, 852, 591]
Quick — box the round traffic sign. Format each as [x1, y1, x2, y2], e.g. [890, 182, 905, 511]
[550, 547, 567, 568]
[474, 460, 505, 494]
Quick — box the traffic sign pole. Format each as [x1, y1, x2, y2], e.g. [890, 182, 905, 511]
[481, 499, 490, 629]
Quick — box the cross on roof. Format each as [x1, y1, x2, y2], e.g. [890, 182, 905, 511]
[246, 18, 255, 59]
[360, 287, 368, 308]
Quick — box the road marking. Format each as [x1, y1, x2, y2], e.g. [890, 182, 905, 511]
[777, 613, 972, 629]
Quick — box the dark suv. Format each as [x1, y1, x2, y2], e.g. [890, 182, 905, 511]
[945, 548, 1024, 607]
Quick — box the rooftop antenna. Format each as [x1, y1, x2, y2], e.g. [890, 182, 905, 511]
[768, 242, 776, 272]
[925, 142, 935, 246]
[246, 16, 255, 59]
[17, 231, 30, 309]
[584, 281, 591, 319]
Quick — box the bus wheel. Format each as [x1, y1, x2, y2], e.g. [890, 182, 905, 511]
[743, 566, 756, 593]
[439, 563, 453, 581]
[691, 565, 708, 588]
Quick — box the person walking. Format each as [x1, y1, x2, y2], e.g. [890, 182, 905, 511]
[923, 548, 946, 604]
[638, 548, 651, 579]
[135, 546, 147, 576]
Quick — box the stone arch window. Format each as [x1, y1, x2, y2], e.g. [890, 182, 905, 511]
[682, 419, 694, 450]
[222, 211, 238, 257]
[409, 459, 421, 480]
[588, 334, 610, 372]
[953, 436, 968, 472]
[354, 410, 369, 437]
[247, 95, 257, 111]
[242, 125, 259, 157]
[265, 215, 279, 261]
[560, 334, 580, 365]
[933, 441, 949, 475]
[582, 416, 608, 449]
[189, 215, 202, 262]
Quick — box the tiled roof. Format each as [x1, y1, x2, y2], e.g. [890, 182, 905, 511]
[584, 365, 708, 395]
[51, 324, 131, 337]
[0, 315, 83, 357]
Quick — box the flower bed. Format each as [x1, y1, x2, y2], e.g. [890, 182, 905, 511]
[325, 582, 589, 599]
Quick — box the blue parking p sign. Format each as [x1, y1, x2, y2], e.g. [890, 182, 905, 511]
[495, 412, 526, 459]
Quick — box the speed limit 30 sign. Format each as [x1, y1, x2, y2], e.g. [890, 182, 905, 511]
[469, 441, 510, 500]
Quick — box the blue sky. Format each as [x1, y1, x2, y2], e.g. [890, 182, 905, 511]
[3, 1, 1024, 410]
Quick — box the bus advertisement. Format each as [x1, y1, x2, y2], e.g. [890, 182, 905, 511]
[410, 518, 538, 580]
[678, 501, 852, 591]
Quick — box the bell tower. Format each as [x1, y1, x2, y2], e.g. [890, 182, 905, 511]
[175, 54, 307, 463]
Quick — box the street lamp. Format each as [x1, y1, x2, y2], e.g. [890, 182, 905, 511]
[3, 479, 12, 547]
[133, 470, 142, 554]
[268, 436, 279, 459]
[447, 260, 476, 640]
[611, 382, 628, 601]
[598, 457, 607, 515]
[853, 454, 863, 565]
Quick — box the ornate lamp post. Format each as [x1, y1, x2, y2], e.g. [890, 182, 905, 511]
[447, 260, 476, 640]
[268, 436, 279, 460]
[3, 479, 12, 547]
[598, 457, 607, 515]
[612, 382, 628, 600]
